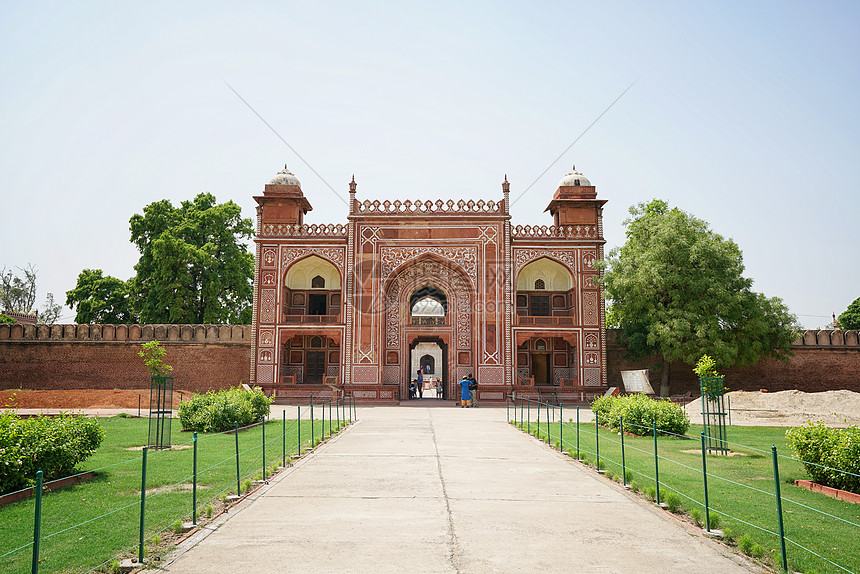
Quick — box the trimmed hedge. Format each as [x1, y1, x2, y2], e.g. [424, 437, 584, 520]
[178, 387, 273, 433]
[591, 393, 690, 436]
[786, 422, 860, 494]
[0, 411, 105, 495]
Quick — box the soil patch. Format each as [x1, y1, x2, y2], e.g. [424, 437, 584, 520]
[0, 388, 193, 410]
[685, 389, 860, 427]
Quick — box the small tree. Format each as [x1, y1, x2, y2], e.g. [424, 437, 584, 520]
[138, 341, 173, 377]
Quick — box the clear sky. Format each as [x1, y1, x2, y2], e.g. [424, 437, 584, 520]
[1, 1, 857, 328]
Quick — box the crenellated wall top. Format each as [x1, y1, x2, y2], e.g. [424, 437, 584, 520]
[795, 329, 860, 347]
[0, 324, 251, 343]
[511, 224, 599, 240]
[353, 198, 506, 216]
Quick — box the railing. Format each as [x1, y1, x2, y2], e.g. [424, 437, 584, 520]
[506, 395, 860, 574]
[280, 314, 341, 324]
[0, 399, 357, 573]
[259, 223, 347, 238]
[511, 224, 597, 239]
[411, 316, 445, 326]
[516, 315, 575, 326]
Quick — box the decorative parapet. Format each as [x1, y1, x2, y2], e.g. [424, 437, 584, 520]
[0, 324, 251, 343]
[260, 223, 347, 238]
[796, 330, 860, 347]
[606, 329, 860, 349]
[354, 198, 505, 216]
[512, 224, 598, 239]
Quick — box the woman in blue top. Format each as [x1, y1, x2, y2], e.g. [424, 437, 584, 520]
[458, 375, 471, 408]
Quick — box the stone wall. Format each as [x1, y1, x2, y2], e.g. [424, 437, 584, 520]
[607, 330, 860, 395]
[0, 324, 251, 393]
[1, 325, 858, 395]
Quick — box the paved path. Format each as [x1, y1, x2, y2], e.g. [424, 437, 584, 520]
[161, 406, 760, 574]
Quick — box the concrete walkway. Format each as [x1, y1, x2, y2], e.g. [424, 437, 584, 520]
[161, 406, 760, 574]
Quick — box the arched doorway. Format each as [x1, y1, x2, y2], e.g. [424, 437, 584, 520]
[409, 337, 448, 399]
[381, 256, 474, 401]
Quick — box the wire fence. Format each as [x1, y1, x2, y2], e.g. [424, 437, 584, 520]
[0, 396, 357, 574]
[507, 395, 859, 574]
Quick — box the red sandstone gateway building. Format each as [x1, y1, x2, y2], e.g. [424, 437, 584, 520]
[250, 166, 607, 403]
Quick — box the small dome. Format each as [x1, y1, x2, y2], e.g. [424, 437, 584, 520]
[558, 166, 591, 187]
[269, 165, 301, 186]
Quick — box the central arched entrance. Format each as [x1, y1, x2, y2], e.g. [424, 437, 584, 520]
[381, 255, 474, 401]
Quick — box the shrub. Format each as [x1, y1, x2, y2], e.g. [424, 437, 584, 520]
[0, 411, 105, 494]
[709, 513, 721, 529]
[690, 507, 703, 527]
[643, 485, 656, 501]
[178, 387, 273, 432]
[738, 534, 764, 558]
[663, 492, 682, 513]
[786, 422, 860, 493]
[590, 393, 690, 436]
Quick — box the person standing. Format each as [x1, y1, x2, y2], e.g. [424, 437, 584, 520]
[416, 369, 424, 399]
[468, 373, 478, 408]
[458, 375, 471, 408]
[436, 377, 443, 400]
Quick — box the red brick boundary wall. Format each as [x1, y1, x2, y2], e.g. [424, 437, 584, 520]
[607, 329, 860, 395]
[0, 324, 251, 393]
[1, 325, 857, 395]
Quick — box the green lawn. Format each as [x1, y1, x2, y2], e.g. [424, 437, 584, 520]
[0, 407, 350, 574]
[518, 414, 860, 574]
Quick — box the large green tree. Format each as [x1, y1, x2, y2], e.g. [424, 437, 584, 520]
[837, 297, 860, 330]
[129, 193, 254, 324]
[66, 269, 135, 323]
[598, 199, 799, 396]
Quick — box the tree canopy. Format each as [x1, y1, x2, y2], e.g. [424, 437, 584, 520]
[598, 199, 799, 396]
[65, 269, 134, 324]
[128, 193, 254, 324]
[66, 193, 253, 324]
[837, 297, 860, 330]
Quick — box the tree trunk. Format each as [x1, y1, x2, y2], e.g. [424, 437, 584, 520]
[660, 358, 670, 397]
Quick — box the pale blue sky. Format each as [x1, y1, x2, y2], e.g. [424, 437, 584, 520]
[1, 1, 857, 327]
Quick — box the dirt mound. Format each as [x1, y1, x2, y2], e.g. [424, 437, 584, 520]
[0, 389, 192, 410]
[685, 389, 860, 427]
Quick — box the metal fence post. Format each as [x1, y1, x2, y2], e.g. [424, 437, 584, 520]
[620, 416, 627, 487]
[772, 446, 788, 572]
[537, 399, 541, 438]
[262, 415, 266, 480]
[138, 447, 148, 564]
[546, 401, 551, 444]
[31, 470, 43, 574]
[310, 401, 315, 447]
[297, 406, 301, 454]
[595, 416, 601, 471]
[700, 432, 711, 531]
[282, 410, 286, 467]
[192, 432, 198, 525]
[576, 406, 580, 460]
[336, 397, 341, 430]
[559, 403, 564, 451]
[234, 421, 240, 497]
[653, 421, 661, 506]
[527, 399, 531, 435]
